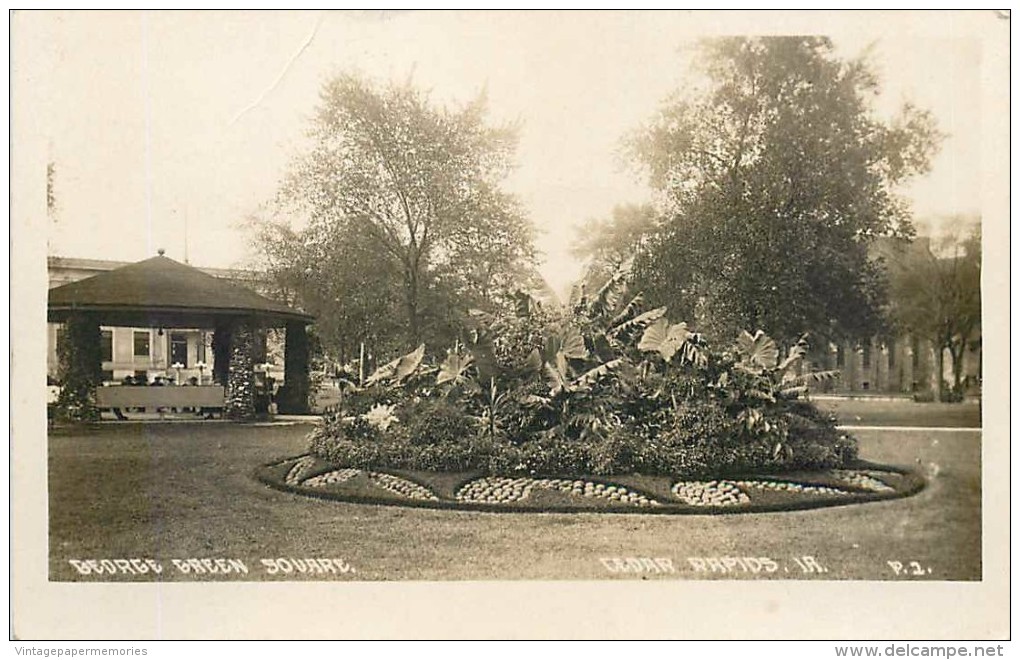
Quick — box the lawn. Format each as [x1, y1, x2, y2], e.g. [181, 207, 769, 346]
[47, 412, 981, 582]
[816, 397, 981, 428]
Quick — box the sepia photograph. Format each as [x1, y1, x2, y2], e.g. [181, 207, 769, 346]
[9, 8, 1010, 642]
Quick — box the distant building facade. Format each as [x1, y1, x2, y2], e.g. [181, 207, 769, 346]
[812, 235, 981, 397]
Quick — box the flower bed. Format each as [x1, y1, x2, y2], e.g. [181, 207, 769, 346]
[255, 454, 925, 514]
[306, 265, 860, 480]
[308, 273, 860, 479]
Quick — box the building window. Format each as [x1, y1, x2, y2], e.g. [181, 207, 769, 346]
[133, 331, 150, 358]
[170, 332, 188, 367]
[100, 330, 113, 363]
[862, 342, 871, 369]
[836, 344, 845, 368]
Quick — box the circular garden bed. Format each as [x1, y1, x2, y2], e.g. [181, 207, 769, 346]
[267, 273, 927, 514]
[256, 454, 924, 514]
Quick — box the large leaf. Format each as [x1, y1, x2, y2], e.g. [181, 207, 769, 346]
[543, 325, 588, 362]
[560, 325, 588, 360]
[784, 369, 841, 387]
[544, 352, 573, 395]
[572, 358, 624, 388]
[524, 348, 543, 373]
[608, 292, 645, 330]
[735, 330, 779, 370]
[637, 318, 670, 355]
[608, 304, 665, 339]
[780, 370, 840, 399]
[437, 350, 473, 386]
[365, 343, 425, 386]
[393, 343, 426, 382]
[589, 258, 633, 320]
[777, 334, 810, 374]
[638, 318, 700, 363]
[364, 359, 398, 386]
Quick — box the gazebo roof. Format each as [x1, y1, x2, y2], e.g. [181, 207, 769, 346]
[48, 254, 314, 328]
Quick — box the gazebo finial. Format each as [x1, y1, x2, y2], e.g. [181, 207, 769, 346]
[157, 248, 165, 256]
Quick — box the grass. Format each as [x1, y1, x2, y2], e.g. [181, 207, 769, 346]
[815, 398, 981, 428]
[48, 414, 980, 581]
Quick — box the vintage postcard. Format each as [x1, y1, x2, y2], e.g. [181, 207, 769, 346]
[10, 9, 1010, 641]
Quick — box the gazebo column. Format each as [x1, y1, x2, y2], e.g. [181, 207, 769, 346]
[212, 324, 232, 386]
[280, 321, 310, 414]
[225, 319, 256, 421]
[56, 312, 101, 421]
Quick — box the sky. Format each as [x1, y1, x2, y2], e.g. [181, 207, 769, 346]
[22, 10, 988, 296]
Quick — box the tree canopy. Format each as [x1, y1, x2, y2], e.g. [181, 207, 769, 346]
[571, 203, 657, 292]
[621, 37, 942, 346]
[249, 74, 539, 364]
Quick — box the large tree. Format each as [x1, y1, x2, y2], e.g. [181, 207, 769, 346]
[889, 221, 981, 400]
[571, 203, 658, 291]
[251, 74, 537, 362]
[625, 37, 942, 346]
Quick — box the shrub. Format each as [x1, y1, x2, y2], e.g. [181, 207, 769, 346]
[486, 431, 593, 476]
[401, 398, 476, 446]
[588, 426, 644, 475]
[309, 416, 385, 468]
[310, 397, 497, 472]
[309, 389, 855, 478]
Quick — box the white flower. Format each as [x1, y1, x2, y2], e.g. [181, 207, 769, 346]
[363, 403, 399, 432]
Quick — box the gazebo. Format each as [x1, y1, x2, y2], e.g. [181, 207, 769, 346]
[47, 252, 315, 421]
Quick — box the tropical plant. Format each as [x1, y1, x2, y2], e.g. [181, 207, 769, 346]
[710, 330, 840, 458]
[307, 263, 856, 477]
[637, 318, 707, 366]
[363, 344, 427, 388]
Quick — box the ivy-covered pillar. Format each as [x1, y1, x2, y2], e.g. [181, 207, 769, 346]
[225, 319, 255, 421]
[280, 321, 310, 414]
[56, 313, 102, 422]
[212, 324, 232, 386]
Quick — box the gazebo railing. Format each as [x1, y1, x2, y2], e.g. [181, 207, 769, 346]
[96, 385, 226, 411]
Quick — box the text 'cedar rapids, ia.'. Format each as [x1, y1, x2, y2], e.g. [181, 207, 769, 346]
[67, 558, 355, 576]
[600, 556, 829, 575]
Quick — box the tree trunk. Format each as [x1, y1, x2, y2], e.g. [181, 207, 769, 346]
[935, 342, 946, 402]
[405, 268, 421, 345]
[949, 342, 966, 396]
